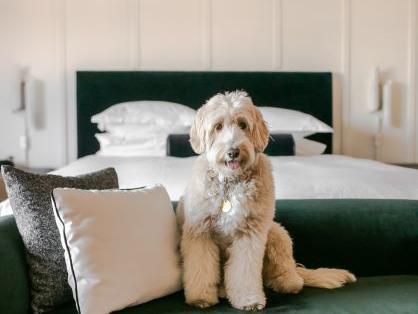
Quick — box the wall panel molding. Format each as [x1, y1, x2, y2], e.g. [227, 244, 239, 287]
[64, 0, 77, 162]
[400, 0, 417, 162]
[129, 0, 140, 69]
[272, 0, 282, 70]
[409, 0, 418, 162]
[57, 0, 69, 165]
[416, 0, 418, 162]
[201, 0, 212, 70]
[62, 0, 78, 163]
[341, 0, 351, 155]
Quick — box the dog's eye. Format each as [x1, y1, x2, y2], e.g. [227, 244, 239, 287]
[238, 121, 247, 130]
[215, 123, 223, 131]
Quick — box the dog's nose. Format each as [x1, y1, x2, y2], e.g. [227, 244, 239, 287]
[227, 148, 240, 159]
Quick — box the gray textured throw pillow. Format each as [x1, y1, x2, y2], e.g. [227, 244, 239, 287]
[1, 166, 118, 313]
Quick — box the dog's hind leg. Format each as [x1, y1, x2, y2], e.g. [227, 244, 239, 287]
[264, 222, 356, 291]
[263, 222, 304, 294]
[181, 233, 220, 308]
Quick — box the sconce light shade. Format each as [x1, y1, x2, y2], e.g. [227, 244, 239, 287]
[367, 67, 381, 113]
[382, 80, 393, 125]
[13, 67, 29, 113]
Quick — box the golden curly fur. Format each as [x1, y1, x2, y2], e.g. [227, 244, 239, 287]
[176, 91, 356, 311]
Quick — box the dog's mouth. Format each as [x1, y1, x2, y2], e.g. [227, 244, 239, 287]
[225, 160, 241, 170]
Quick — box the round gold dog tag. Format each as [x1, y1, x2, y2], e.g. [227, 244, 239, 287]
[221, 200, 232, 213]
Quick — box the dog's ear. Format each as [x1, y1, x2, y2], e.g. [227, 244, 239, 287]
[251, 106, 269, 153]
[190, 106, 206, 154]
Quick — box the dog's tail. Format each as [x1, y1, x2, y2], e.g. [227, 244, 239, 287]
[296, 265, 357, 289]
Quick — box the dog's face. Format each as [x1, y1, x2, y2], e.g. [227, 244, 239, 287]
[190, 91, 269, 176]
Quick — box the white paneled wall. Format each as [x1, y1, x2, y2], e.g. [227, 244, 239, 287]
[0, 1, 27, 164]
[0, 0, 66, 168]
[0, 0, 417, 167]
[281, 0, 342, 72]
[140, 0, 206, 70]
[211, 0, 275, 70]
[65, 0, 135, 163]
[349, 0, 412, 162]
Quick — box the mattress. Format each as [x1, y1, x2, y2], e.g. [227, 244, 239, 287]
[1, 154, 418, 216]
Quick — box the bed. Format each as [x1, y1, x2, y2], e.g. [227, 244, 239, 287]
[1, 71, 418, 217]
[74, 71, 418, 198]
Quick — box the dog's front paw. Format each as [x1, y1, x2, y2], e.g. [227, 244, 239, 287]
[186, 288, 219, 309]
[187, 299, 219, 309]
[229, 293, 266, 311]
[242, 302, 266, 311]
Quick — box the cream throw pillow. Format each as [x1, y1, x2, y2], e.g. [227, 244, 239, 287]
[51, 185, 181, 314]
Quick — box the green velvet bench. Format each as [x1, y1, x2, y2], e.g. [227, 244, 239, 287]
[1, 199, 417, 314]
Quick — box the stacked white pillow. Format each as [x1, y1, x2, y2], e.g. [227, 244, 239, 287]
[92, 101, 196, 156]
[51, 185, 181, 314]
[95, 128, 174, 157]
[258, 107, 333, 138]
[259, 107, 333, 155]
[92, 101, 196, 131]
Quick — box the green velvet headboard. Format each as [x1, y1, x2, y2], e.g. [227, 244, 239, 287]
[76, 71, 333, 158]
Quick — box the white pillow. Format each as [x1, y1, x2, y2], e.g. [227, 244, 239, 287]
[91, 101, 196, 131]
[101, 123, 189, 139]
[95, 121, 192, 156]
[95, 132, 167, 157]
[294, 138, 327, 156]
[51, 185, 181, 314]
[259, 107, 333, 138]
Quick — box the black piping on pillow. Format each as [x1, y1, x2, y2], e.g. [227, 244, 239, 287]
[51, 193, 81, 314]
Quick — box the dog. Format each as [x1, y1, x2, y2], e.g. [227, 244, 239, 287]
[176, 91, 356, 311]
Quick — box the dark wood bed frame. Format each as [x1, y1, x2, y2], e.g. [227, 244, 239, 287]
[76, 71, 333, 158]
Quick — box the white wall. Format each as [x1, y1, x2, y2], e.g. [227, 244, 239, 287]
[0, 0, 66, 168]
[0, 0, 417, 168]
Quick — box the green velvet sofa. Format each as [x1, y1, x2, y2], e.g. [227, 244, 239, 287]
[1, 199, 417, 313]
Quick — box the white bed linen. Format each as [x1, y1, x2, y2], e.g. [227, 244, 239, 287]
[1, 154, 418, 216]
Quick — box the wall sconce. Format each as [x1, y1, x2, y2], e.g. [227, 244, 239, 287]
[367, 67, 393, 161]
[13, 67, 30, 166]
[367, 67, 381, 113]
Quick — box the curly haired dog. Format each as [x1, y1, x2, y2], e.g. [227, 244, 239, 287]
[176, 91, 356, 311]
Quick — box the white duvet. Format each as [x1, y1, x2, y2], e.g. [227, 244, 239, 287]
[1, 154, 418, 216]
